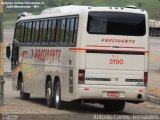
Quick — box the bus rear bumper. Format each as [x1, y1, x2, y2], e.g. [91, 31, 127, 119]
[76, 85, 146, 102]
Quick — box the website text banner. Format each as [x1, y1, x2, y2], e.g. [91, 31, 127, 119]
[1, 114, 160, 120]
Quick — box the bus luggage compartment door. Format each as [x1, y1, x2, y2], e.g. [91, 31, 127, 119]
[85, 53, 144, 71]
[85, 53, 145, 86]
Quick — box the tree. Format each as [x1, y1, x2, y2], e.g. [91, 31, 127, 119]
[81, 0, 94, 6]
[137, 2, 143, 8]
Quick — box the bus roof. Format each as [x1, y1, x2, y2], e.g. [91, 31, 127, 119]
[17, 5, 148, 22]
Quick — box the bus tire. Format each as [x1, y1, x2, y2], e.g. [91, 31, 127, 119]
[46, 81, 55, 108]
[19, 80, 30, 100]
[103, 100, 125, 111]
[54, 81, 64, 109]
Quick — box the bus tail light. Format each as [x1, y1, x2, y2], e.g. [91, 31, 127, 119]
[78, 70, 85, 84]
[144, 72, 148, 86]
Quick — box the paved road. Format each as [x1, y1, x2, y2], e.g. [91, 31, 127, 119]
[2, 79, 160, 120]
[3, 79, 160, 115]
[3, 29, 14, 43]
[150, 37, 160, 52]
[3, 29, 14, 73]
[149, 37, 160, 70]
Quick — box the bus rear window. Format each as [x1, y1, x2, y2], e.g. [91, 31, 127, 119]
[87, 12, 146, 36]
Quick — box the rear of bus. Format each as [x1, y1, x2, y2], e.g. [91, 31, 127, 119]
[77, 7, 149, 105]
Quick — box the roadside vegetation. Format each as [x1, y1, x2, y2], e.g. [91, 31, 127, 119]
[3, 0, 160, 28]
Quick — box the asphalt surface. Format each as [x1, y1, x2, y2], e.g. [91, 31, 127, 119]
[149, 37, 160, 70]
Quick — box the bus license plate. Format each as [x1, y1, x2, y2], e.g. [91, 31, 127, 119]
[107, 92, 119, 97]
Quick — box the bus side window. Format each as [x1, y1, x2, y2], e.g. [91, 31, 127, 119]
[27, 22, 32, 43]
[47, 20, 52, 43]
[73, 17, 79, 44]
[24, 22, 29, 43]
[31, 21, 36, 43]
[15, 22, 21, 42]
[39, 20, 44, 43]
[20, 22, 25, 43]
[68, 18, 75, 44]
[65, 18, 71, 43]
[55, 19, 61, 44]
[50, 19, 56, 43]
[42, 20, 48, 43]
[34, 21, 40, 43]
[59, 18, 66, 43]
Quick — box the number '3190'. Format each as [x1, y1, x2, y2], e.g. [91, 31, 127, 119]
[109, 59, 124, 65]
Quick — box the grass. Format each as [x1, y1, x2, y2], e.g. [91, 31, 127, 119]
[75, 0, 160, 19]
[4, 19, 16, 29]
[3, 14, 17, 29]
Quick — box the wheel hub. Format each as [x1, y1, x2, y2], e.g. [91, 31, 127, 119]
[56, 87, 59, 103]
[47, 88, 51, 99]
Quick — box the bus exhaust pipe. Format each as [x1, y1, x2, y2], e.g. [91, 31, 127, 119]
[137, 94, 142, 99]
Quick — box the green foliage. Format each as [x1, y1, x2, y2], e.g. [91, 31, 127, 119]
[137, 2, 143, 8]
[81, 0, 94, 6]
[3, 0, 160, 28]
[4, 0, 160, 19]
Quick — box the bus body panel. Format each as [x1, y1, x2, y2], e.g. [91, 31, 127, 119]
[77, 85, 146, 101]
[18, 46, 79, 101]
[76, 8, 149, 102]
[86, 53, 145, 70]
[84, 70, 144, 86]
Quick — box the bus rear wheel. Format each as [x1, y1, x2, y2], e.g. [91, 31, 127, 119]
[103, 100, 125, 111]
[54, 81, 64, 109]
[19, 80, 30, 100]
[46, 81, 55, 108]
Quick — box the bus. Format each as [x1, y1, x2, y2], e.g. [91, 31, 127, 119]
[6, 5, 149, 111]
[149, 19, 160, 37]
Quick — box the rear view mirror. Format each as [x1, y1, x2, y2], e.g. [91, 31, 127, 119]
[6, 46, 11, 59]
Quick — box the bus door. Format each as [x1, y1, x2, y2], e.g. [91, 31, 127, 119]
[11, 42, 19, 70]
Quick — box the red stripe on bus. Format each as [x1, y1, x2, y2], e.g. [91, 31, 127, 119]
[118, 46, 145, 49]
[86, 45, 112, 48]
[69, 48, 86, 51]
[86, 45, 145, 49]
[69, 48, 149, 53]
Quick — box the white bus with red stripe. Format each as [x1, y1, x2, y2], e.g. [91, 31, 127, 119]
[7, 5, 149, 111]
